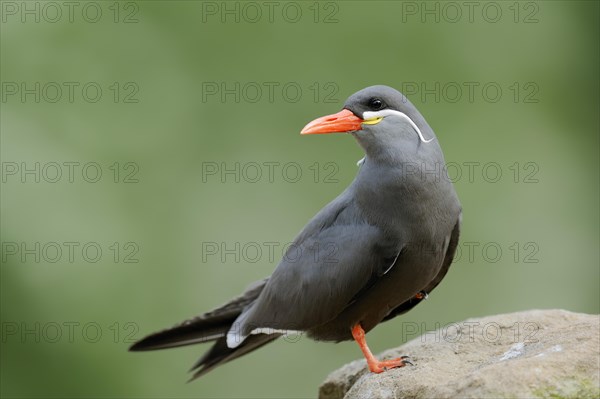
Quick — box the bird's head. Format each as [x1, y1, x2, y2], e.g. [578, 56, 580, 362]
[301, 85, 437, 160]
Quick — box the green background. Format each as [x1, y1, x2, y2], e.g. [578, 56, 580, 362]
[1, 1, 598, 398]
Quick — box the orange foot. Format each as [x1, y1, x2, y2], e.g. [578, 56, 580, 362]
[351, 324, 414, 373]
[367, 355, 413, 373]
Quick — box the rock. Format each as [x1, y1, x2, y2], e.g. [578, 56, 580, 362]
[319, 310, 600, 399]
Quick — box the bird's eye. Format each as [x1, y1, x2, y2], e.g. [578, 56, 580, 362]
[369, 98, 384, 110]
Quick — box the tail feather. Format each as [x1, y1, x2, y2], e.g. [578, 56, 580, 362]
[130, 278, 276, 379]
[129, 322, 231, 351]
[129, 301, 243, 352]
[188, 333, 281, 381]
[130, 278, 268, 352]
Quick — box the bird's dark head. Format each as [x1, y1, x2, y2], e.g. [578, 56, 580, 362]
[301, 85, 437, 160]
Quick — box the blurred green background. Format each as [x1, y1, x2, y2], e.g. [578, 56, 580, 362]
[1, 1, 598, 398]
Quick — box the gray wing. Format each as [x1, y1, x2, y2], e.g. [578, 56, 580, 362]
[236, 192, 402, 335]
[383, 213, 461, 321]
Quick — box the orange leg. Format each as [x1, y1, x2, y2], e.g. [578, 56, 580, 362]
[351, 324, 412, 373]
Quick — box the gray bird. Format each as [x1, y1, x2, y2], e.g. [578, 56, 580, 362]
[130, 85, 462, 380]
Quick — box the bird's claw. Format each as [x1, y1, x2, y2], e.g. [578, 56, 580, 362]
[368, 355, 413, 373]
[397, 355, 413, 366]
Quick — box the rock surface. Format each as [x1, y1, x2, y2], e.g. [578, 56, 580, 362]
[319, 309, 600, 399]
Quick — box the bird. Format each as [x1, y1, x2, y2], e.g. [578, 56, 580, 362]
[130, 85, 462, 381]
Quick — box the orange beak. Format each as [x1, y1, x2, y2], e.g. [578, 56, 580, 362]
[300, 109, 364, 135]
